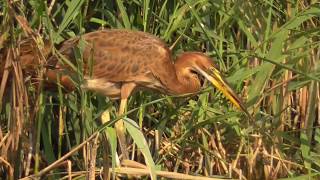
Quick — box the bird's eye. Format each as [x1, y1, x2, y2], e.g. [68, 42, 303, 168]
[189, 69, 198, 75]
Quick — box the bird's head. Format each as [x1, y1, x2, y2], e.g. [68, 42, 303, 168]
[175, 52, 249, 114]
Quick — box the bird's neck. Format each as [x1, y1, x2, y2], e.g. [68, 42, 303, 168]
[166, 64, 201, 95]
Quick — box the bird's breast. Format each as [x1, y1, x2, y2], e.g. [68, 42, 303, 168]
[82, 78, 121, 99]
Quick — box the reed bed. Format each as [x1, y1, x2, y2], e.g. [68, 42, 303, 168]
[0, 0, 319, 179]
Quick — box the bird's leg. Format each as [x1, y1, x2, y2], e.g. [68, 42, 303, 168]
[115, 98, 129, 160]
[116, 82, 136, 160]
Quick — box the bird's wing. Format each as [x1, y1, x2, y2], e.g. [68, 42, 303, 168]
[54, 29, 177, 87]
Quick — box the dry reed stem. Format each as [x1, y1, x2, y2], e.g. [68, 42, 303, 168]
[0, 132, 9, 148]
[196, 153, 204, 174]
[0, 50, 12, 108]
[204, 127, 228, 174]
[41, 160, 73, 180]
[101, 109, 112, 179]
[262, 148, 303, 168]
[21, 132, 100, 179]
[47, 0, 56, 15]
[232, 137, 244, 169]
[231, 167, 247, 180]
[317, 82, 320, 125]
[102, 139, 110, 180]
[51, 167, 231, 180]
[154, 129, 159, 158]
[66, 160, 72, 180]
[58, 105, 65, 159]
[113, 167, 228, 180]
[272, 160, 282, 179]
[131, 140, 136, 160]
[0, 156, 13, 178]
[122, 159, 147, 169]
[24, 142, 33, 177]
[88, 134, 99, 180]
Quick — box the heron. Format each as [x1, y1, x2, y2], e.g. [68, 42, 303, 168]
[44, 29, 250, 159]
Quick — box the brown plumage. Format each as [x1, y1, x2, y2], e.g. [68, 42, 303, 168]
[49, 29, 246, 107]
[1, 29, 249, 159]
[47, 29, 249, 160]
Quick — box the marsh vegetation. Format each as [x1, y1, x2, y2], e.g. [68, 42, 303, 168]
[0, 0, 319, 179]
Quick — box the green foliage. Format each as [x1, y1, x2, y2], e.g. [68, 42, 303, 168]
[0, 0, 319, 179]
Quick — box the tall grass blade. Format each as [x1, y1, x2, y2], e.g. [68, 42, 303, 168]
[57, 0, 86, 35]
[115, 0, 131, 29]
[124, 117, 156, 180]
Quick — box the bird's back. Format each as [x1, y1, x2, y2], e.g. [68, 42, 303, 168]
[54, 29, 175, 85]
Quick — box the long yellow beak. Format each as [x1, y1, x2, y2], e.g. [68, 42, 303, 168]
[196, 66, 250, 117]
